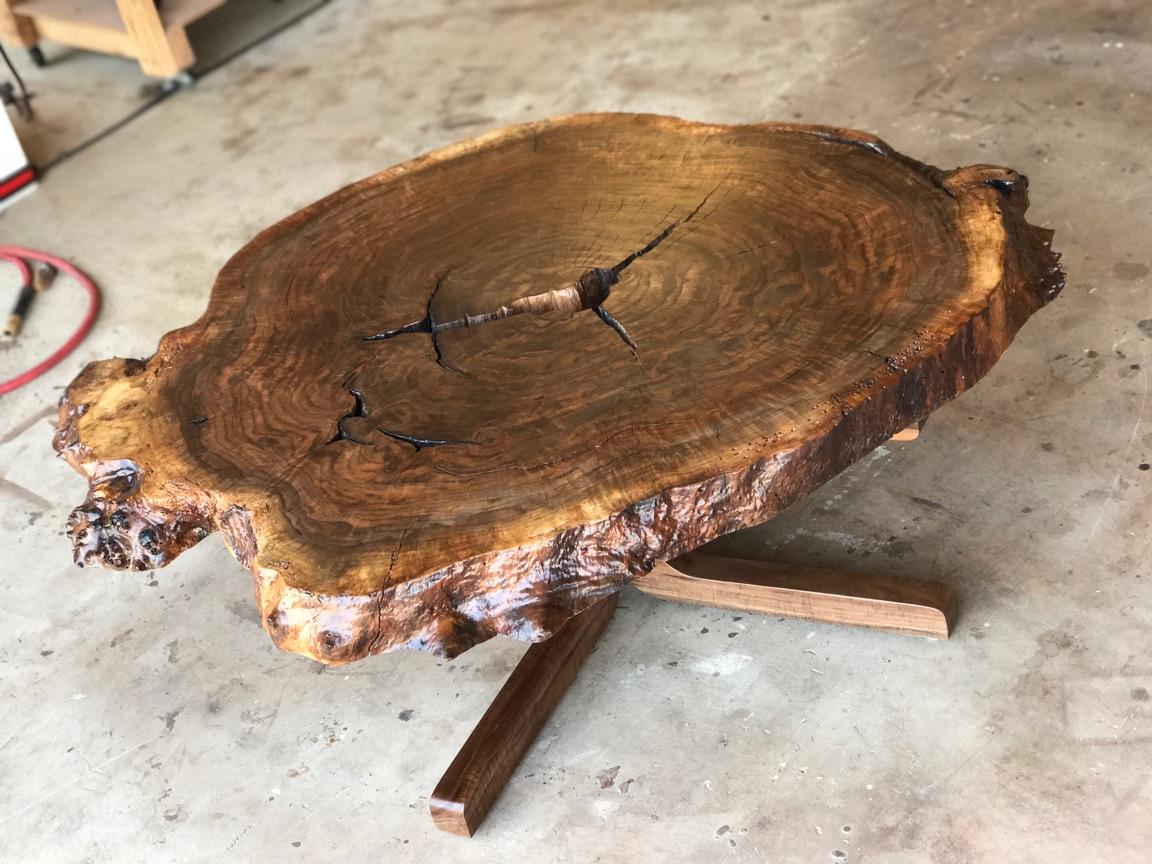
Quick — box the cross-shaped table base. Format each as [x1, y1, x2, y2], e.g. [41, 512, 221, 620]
[430, 430, 955, 836]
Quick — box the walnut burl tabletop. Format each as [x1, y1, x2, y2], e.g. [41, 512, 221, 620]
[53, 114, 1063, 664]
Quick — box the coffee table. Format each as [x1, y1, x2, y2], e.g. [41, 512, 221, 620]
[53, 113, 1062, 836]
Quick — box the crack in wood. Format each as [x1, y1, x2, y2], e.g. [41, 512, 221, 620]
[52, 115, 1066, 665]
[334, 186, 746, 448]
[377, 428, 477, 451]
[427, 277, 465, 375]
[593, 305, 637, 355]
[362, 189, 718, 359]
[326, 384, 476, 450]
[326, 386, 371, 444]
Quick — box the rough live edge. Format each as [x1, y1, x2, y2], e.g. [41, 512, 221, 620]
[53, 114, 1063, 663]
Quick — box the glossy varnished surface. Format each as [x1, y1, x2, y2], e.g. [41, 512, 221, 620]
[54, 114, 1062, 661]
[637, 553, 957, 639]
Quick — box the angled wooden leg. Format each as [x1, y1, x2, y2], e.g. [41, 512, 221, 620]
[430, 593, 618, 837]
[635, 552, 956, 639]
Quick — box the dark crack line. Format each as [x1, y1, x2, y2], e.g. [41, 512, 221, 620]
[606, 185, 719, 279]
[646, 201, 726, 259]
[583, 187, 719, 350]
[573, 201, 676, 278]
[594, 304, 638, 355]
[365, 317, 431, 340]
[327, 386, 371, 444]
[426, 275, 465, 375]
[327, 383, 477, 449]
[362, 188, 722, 361]
[377, 427, 477, 451]
[376, 516, 413, 641]
[365, 275, 465, 374]
[329, 426, 370, 445]
[386, 519, 411, 582]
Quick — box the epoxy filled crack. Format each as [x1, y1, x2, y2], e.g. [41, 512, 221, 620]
[326, 385, 476, 450]
[364, 191, 716, 358]
[327, 386, 370, 444]
[377, 428, 476, 451]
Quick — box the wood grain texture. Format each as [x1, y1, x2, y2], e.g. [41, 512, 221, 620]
[114, 0, 192, 75]
[430, 593, 617, 836]
[53, 114, 1063, 662]
[636, 553, 957, 639]
[0, 2, 38, 46]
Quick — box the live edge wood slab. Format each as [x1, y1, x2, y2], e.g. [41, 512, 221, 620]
[53, 113, 1063, 664]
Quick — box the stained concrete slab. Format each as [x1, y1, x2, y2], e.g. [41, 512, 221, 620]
[1, 1, 1150, 861]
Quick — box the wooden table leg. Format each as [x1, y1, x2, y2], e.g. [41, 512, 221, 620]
[634, 551, 957, 639]
[0, 1, 38, 47]
[430, 593, 618, 837]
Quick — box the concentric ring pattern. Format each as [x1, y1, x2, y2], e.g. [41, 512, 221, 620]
[56, 114, 1062, 661]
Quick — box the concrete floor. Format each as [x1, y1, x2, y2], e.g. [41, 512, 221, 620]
[1, 0, 1150, 861]
[6, 0, 324, 167]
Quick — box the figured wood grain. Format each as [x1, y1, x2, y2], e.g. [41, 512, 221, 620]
[430, 593, 618, 836]
[636, 553, 957, 639]
[53, 114, 1063, 662]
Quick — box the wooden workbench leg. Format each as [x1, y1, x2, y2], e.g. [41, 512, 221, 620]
[635, 552, 957, 639]
[430, 594, 618, 837]
[115, 0, 194, 77]
[0, 1, 39, 47]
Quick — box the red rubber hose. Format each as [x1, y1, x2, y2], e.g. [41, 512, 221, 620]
[0, 246, 100, 397]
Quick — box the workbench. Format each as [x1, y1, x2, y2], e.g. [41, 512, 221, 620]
[0, 0, 227, 77]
